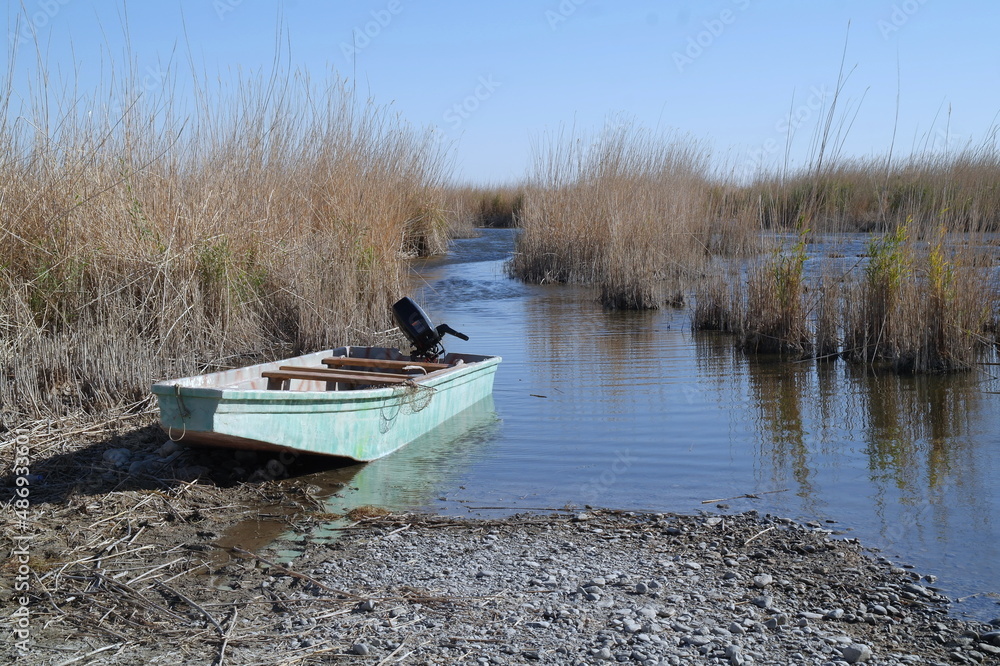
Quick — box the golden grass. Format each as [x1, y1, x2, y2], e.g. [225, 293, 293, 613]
[743, 146, 1000, 234]
[0, 64, 449, 422]
[507, 120, 758, 309]
[444, 185, 524, 230]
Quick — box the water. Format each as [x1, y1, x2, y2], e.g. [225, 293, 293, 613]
[312, 228, 1000, 621]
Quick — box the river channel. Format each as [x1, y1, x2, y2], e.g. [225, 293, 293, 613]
[310, 227, 1000, 622]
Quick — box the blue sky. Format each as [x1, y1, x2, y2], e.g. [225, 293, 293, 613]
[5, 1, 999, 184]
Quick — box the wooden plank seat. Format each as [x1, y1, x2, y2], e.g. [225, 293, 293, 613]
[263, 366, 415, 391]
[322, 357, 450, 373]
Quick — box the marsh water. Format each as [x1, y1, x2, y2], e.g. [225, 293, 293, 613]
[297, 228, 1000, 621]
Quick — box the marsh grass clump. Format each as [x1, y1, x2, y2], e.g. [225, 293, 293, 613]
[738, 236, 813, 357]
[508, 120, 720, 309]
[0, 62, 448, 423]
[838, 222, 995, 373]
[692, 268, 742, 332]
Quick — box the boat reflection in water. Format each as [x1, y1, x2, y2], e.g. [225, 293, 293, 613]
[214, 395, 500, 558]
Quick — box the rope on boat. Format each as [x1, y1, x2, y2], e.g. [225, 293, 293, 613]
[378, 380, 436, 432]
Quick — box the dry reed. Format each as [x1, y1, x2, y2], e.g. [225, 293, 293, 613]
[444, 185, 524, 230]
[508, 120, 737, 309]
[0, 60, 449, 424]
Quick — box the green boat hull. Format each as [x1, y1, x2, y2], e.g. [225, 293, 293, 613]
[152, 347, 501, 461]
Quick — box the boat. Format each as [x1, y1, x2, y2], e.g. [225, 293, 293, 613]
[151, 298, 501, 461]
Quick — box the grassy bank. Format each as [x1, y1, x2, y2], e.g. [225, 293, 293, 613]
[0, 66, 449, 424]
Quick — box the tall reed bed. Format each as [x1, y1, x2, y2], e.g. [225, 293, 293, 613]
[508, 121, 759, 309]
[744, 145, 1000, 234]
[444, 185, 525, 230]
[0, 64, 448, 423]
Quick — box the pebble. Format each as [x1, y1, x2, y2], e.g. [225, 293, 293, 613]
[841, 643, 872, 663]
[102, 447, 132, 467]
[232, 511, 990, 666]
[157, 440, 180, 457]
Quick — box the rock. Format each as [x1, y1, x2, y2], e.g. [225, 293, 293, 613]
[824, 608, 845, 620]
[573, 512, 591, 522]
[682, 635, 712, 647]
[157, 440, 180, 457]
[351, 643, 370, 656]
[595, 647, 614, 661]
[358, 599, 376, 612]
[752, 574, 773, 588]
[102, 448, 132, 467]
[725, 644, 745, 666]
[841, 643, 872, 663]
[265, 459, 285, 478]
[635, 583, 649, 594]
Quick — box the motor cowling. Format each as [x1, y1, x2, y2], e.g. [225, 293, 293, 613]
[392, 297, 468, 360]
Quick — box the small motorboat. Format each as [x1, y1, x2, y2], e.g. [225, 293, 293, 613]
[151, 298, 500, 461]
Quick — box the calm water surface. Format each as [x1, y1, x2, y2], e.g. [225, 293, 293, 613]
[315, 228, 1000, 621]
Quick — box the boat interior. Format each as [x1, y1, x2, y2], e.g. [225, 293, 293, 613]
[261, 356, 457, 392]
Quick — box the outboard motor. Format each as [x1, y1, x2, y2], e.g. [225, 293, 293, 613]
[392, 297, 469, 361]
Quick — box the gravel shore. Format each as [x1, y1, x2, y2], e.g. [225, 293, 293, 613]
[7, 506, 1000, 665]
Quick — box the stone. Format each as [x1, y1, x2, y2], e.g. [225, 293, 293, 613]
[102, 447, 132, 467]
[752, 574, 773, 588]
[157, 440, 180, 457]
[623, 620, 642, 633]
[351, 643, 370, 656]
[841, 643, 872, 663]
